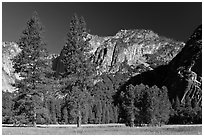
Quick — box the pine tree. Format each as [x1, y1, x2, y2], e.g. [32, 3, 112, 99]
[101, 102, 106, 124]
[159, 86, 171, 125]
[134, 84, 148, 125]
[122, 84, 136, 127]
[12, 12, 49, 126]
[60, 14, 95, 127]
[95, 101, 102, 124]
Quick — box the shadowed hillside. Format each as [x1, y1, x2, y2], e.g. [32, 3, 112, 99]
[118, 25, 202, 104]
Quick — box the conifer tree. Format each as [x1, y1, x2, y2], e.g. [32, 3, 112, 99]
[60, 14, 95, 127]
[95, 101, 102, 124]
[120, 84, 171, 126]
[12, 12, 49, 126]
[159, 86, 171, 125]
[122, 84, 137, 127]
[126, 84, 136, 127]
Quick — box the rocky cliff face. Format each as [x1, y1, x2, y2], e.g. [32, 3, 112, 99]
[165, 25, 202, 104]
[54, 29, 185, 75]
[2, 42, 21, 92]
[123, 25, 202, 104]
[3, 28, 196, 94]
[2, 42, 58, 92]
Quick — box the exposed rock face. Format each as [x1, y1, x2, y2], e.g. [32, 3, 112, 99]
[165, 25, 202, 104]
[2, 42, 21, 92]
[54, 29, 184, 75]
[2, 42, 58, 92]
[3, 28, 194, 94]
[123, 25, 202, 104]
[169, 25, 202, 73]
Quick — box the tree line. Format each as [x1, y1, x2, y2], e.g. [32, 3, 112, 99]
[2, 12, 202, 127]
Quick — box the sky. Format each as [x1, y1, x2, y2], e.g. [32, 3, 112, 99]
[2, 2, 202, 54]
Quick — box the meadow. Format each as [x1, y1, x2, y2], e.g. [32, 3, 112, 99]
[2, 124, 202, 135]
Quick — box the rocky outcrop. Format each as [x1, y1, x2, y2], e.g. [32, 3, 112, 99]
[165, 25, 202, 104]
[54, 29, 184, 75]
[89, 29, 185, 74]
[2, 28, 194, 94]
[2, 42, 21, 92]
[2, 42, 58, 92]
[122, 25, 202, 105]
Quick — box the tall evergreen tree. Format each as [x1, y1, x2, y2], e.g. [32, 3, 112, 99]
[158, 86, 172, 125]
[12, 12, 49, 126]
[60, 14, 95, 127]
[124, 84, 136, 127]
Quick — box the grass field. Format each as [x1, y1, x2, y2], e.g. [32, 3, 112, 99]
[2, 124, 202, 135]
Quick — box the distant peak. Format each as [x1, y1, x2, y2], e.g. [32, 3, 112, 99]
[115, 29, 159, 39]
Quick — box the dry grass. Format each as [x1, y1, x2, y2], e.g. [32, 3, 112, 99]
[2, 124, 202, 135]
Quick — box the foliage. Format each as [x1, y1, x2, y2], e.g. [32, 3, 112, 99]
[5, 13, 127, 126]
[2, 91, 15, 124]
[12, 12, 51, 126]
[59, 14, 95, 127]
[169, 96, 202, 124]
[4, 13, 201, 128]
[119, 84, 172, 126]
[143, 86, 171, 126]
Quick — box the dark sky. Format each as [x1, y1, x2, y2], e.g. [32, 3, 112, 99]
[2, 2, 202, 54]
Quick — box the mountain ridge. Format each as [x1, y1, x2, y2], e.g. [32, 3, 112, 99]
[119, 25, 202, 104]
[53, 29, 184, 75]
[2, 28, 196, 94]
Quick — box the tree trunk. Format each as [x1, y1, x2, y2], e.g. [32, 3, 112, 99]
[130, 117, 135, 127]
[33, 110, 37, 127]
[77, 109, 82, 127]
[130, 110, 135, 127]
[130, 100, 135, 127]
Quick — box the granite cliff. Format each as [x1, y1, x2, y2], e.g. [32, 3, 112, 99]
[2, 42, 21, 92]
[122, 25, 202, 104]
[53, 29, 185, 75]
[166, 25, 202, 104]
[3, 27, 200, 97]
[2, 42, 57, 92]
